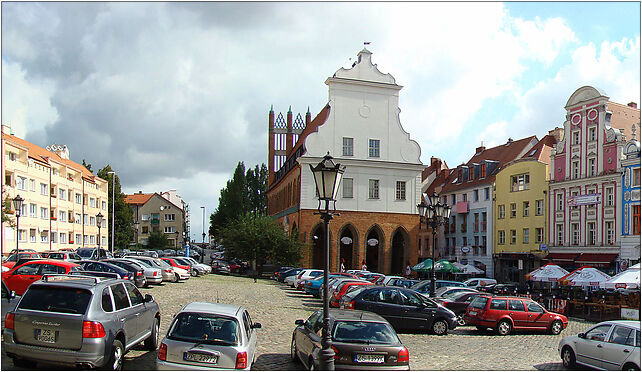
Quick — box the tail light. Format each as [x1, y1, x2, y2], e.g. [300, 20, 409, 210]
[136, 271, 143, 276]
[297, 273, 303, 279]
[345, 300, 355, 309]
[331, 346, 339, 359]
[158, 342, 167, 361]
[123, 276, 129, 280]
[153, 271, 158, 276]
[5, 313, 14, 330]
[397, 346, 409, 362]
[235, 351, 247, 369]
[82, 321, 106, 338]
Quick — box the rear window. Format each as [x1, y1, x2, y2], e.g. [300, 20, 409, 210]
[77, 249, 94, 258]
[333, 321, 399, 345]
[168, 313, 239, 345]
[469, 296, 489, 309]
[18, 285, 91, 314]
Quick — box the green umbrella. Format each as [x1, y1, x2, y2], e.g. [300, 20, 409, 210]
[433, 259, 461, 273]
[412, 259, 433, 271]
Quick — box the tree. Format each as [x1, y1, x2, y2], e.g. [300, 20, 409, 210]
[246, 163, 268, 216]
[96, 165, 134, 251]
[147, 231, 169, 250]
[209, 162, 249, 236]
[82, 159, 93, 173]
[2, 190, 15, 228]
[218, 214, 302, 275]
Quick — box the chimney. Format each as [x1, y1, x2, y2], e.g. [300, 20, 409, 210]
[628, 102, 637, 109]
[548, 127, 564, 142]
[138, 191, 143, 194]
[475, 142, 485, 154]
[1, 124, 11, 135]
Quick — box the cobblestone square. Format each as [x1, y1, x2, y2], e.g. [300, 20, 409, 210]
[2, 275, 595, 370]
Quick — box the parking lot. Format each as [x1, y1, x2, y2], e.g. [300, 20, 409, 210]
[2, 274, 596, 370]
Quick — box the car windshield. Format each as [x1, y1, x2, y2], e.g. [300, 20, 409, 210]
[345, 285, 369, 298]
[174, 258, 190, 266]
[333, 321, 399, 345]
[167, 313, 239, 346]
[18, 285, 91, 314]
[77, 250, 94, 258]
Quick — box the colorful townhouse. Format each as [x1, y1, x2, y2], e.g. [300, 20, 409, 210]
[124, 191, 187, 249]
[439, 137, 539, 277]
[547, 86, 640, 274]
[493, 132, 559, 283]
[621, 124, 641, 268]
[266, 46, 424, 274]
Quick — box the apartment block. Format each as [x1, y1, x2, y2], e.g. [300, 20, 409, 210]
[125, 191, 186, 249]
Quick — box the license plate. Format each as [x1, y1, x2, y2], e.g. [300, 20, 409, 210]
[36, 329, 56, 343]
[469, 311, 477, 316]
[355, 354, 385, 364]
[184, 352, 218, 364]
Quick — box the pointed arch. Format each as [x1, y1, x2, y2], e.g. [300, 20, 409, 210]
[364, 225, 385, 273]
[310, 223, 325, 269]
[338, 223, 359, 271]
[390, 226, 410, 275]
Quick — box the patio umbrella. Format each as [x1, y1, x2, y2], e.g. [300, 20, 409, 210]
[454, 264, 484, 275]
[526, 263, 569, 282]
[601, 267, 640, 290]
[433, 259, 461, 273]
[559, 266, 611, 286]
[412, 259, 433, 271]
[629, 263, 641, 270]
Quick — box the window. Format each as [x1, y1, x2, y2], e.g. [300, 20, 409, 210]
[29, 203, 37, 218]
[59, 210, 66, 222]
[342, 137, 354, 156]
[90, 235, 96, 245]
[490, 299, 507, 310]
[40, 230, 49, 243]
[342, 178, 353, 198]
[60, 232, 67, 244]
[83, 235, 88, 245]
[90, 198, 96, 208]
[75, 213, 81, 225]
[142, 226, 149, 234]
[510, 203, 516, 218]
[29, 229, 36, 243]
[368, 179, 379, 199]
[40, 207, 48, 220]
[14, 263, 40, 275]
[526, 301, 544, 313]
[90, 216, 96, 226]
[480, 164, 486, 178]
[164, 214, 176, 221]
[484, 187, 489, 200]
[588, 158, 596, 177]
[605, 187, 614, 206]
[75, 193, 82, 204]
[124, 283, 143, 307]
[76, 234, 81, 244]
[16, 176, 27, 191]
[634, 169, 641, 187]
[462, 192, 467, 201]
[605, 221, 615, 245]
[368, 139, 380, 158]
[508, 300, 526, 311]
[50, 231, 57, 243]
[523, 228, 529, 244]
[498, 205, 505, 219]
[451, 194, 456, 204]
[40, 183, 48, 195]
[572, 161, 579, 179]
[571, 223, 580, 245]
[523, 201, 529, 217]
[608, 326, 636, 346]
[571, 191, 579, 211]
[59, 188, 66, 200]
[474, 189, 479, 201]
[29, 179, 36, 191]
[102, 288, 114, 312]
[110, 284, 131, 310]
[102, 201, 107, 210]
[462, 236, 468, 246]
[151, 213, 159, 221]
[557, 193, 564, 211]
[468, 167, 474, 180]
[395, 181, 406, 200]
[498, 230, 505, 245]
[141, 214, 149, 221]
[536, 228, 544, 243]
[587, 222, 596, 245]
[585, 325, 613, 342]
[83, 214, 88, 225]
[633, 205, 640, 235]
[511, 174, 530, 192]
[510, 230, 516, 244]
[572, 130, 580, 145]
[164, 226, 175, 233]
[588, 126, 597, 141]
[536, 200, 544, 216]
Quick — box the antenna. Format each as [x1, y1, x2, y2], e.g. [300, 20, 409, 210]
[364, 41, 371, 46]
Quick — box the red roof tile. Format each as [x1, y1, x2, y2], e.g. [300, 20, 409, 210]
[124, 193, 154, 205]
[607, 101, 641, 140]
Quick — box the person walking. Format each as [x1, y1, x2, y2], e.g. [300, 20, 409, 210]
[405, 261, 412, 278]
[361, 260, 367, 271]
[340, 258, 346, 273]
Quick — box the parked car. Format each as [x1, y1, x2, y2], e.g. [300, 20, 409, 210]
[157, 258, 191, 282]
[558, 320, 640, 370]
[2, 273, 160, 370]
[163, 249, 177, 257]
[2, 280, 20, 326]
[387, 278, 420, 289]
[304, 273, 358, 297]
[161, 258, 191, 272]
[434, 291, 484, 326]
[480, 282, 527, 295]
[1, 259, 81, 295]
[143, 250, 159, 258]
[102, 259, 148, 287]
[76, 247, 111, 261]
[211, 259, 232, 275]
[464, 295, 568, 336]
[278, 268, 303, 283]
[380, 275, 405, 286]
[434, 286, 478, 298]
[361, 273, 385, 283]
[463, 277, 497, 290]
[113, 249, 132, 258]
[43, 251, 82, 262]
[127, 256, 174, 282]
[172, 257, 202, 276]
[157, 302, 261, 370]
[2, 252, 42, 270]
[291, 309, 410, 370]
[274, 267, 293, 280]
[182, 257, 212, 275]
[410, 280, 468, 296]
[78, 260, 138, 284]
[120, 258, 163, 285]
[330, 280, 374, 307]
[295, 269, 324, 289]
[341, 286, 458, 335]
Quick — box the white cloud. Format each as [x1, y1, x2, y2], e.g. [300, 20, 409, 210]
[476, 120, 510, 149]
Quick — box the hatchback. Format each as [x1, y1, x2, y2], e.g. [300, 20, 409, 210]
[157, 302, 261, 370]
[341, 286, 458, 335]
[558, 320, 640, 370]
[291, 309, 409, 370]
[45, 251, 82, 262]
[3, 274, 160, 370]
[464, 295, 568, 336]
[2, 252, 42, 270]
[330, 281, 373, 308]
[126, 256, 175, 282]
[410, 280, 467, 296]
[102, 259, 148, 287]
[2, 259, 81, 295]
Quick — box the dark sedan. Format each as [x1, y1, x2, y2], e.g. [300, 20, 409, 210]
[278, 268, 304, 283]
[340, 286, 458, 335]
[78, 260, 141, 286]
[102, 259, 147, 287]
[291, 309, 410, 370]
[434, 291, 484, 325]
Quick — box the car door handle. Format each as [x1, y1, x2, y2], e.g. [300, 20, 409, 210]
[597, 344, 603, 348]
[623, 349, 630, 353]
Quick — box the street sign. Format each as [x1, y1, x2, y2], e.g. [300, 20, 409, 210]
[461, 246, 470, 254]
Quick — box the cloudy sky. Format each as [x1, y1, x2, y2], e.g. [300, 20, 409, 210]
[2, 2, 640, 242]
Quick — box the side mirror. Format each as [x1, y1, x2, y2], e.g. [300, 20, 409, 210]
[144, 294, 154, 303]
[578, 333, 586, 339]
[295, 319, 304, 326]
[252, 322, 262, 329]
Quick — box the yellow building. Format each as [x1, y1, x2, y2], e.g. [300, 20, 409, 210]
[2, 125, 109, 255]
[493, 133, 558, 283]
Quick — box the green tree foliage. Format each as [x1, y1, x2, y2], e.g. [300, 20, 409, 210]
[82, 159, 93, 173]
[147, 231, 169, 250]
[96, 165, 134, 250]
[2, 190, 15, 227]
[218, 214, 302, 275]
[246, 164, 268, 216]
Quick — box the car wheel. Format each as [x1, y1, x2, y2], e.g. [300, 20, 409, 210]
[12, 357, 37, 368]
[496, 319, 512, 336]
[144, 318, 159, 350]
[102, 339, 124, 371]
[173, 273, 179, 282]
[622, 363, 640, 371]
[432, 319, 449, 335]
[550, 320, 563, 335]
[561, 346, 576, 368]
[290, 337, 299, 363]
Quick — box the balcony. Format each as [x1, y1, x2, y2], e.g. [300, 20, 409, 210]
[151, 219, 160, 225]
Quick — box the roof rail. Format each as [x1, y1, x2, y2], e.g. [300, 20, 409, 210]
[42, 274, 99, 284]
[70, 271, 121, 279]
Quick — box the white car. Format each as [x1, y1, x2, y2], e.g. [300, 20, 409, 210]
[381, 275, 405, 286]
[121, 258, 163, 284]
[463, 278, 497, 290]
[294, 269, 324, 289]
[172, 266, 191, 281]
[284, 275, 298, 287]
[558, 320, 640, 370]
[183, 257, 212, 274]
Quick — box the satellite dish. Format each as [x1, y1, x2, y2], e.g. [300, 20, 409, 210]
[367, 238, 378, 246]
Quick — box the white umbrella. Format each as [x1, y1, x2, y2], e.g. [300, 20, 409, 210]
[602, 268, 640, 290]
[526, 264, 569, 282]
[560, 266, 611, 286]
[629, 263, 640, 269]
[454, 264, 484, 275]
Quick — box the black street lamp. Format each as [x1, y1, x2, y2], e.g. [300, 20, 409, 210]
[12, 195, 24, 256]
[417, 191, 451, 297]
[96, 212, 104, 249]
[309, 152, 345, 371]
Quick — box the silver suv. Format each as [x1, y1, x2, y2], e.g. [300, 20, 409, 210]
[2, 273, 161, 370]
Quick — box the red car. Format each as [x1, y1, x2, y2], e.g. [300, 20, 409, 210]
[160, 257, 190, 271]
[1, 259, 80, 295]
[2, 252, 42, 270]
[464, 295, 568, 336]
[330, 281, 373, 307]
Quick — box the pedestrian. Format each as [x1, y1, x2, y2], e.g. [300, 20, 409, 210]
[361, 260, 367, 271]
[405, 261, 411, 278]
[340, 258, 346, 273]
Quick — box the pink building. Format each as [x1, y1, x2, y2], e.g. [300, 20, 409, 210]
[547, 86, 640, 274]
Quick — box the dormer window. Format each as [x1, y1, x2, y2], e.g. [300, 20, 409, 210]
[480, 163, 486, 178]
[468, 167, 474, 181]
[458, 169, 463, 183]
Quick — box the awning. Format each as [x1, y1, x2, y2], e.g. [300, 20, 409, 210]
[545, 253, 580, 262]
[576, 253, 619, 266]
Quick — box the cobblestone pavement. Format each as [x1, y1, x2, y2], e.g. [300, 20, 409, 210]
[1, 274, 597, 370]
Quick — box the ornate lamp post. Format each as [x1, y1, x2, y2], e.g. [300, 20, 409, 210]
[12, 195, 24, 256]
[417, 191, 451, 297]
[96, 212, 104, 250]
[309, 153, 345, 371]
